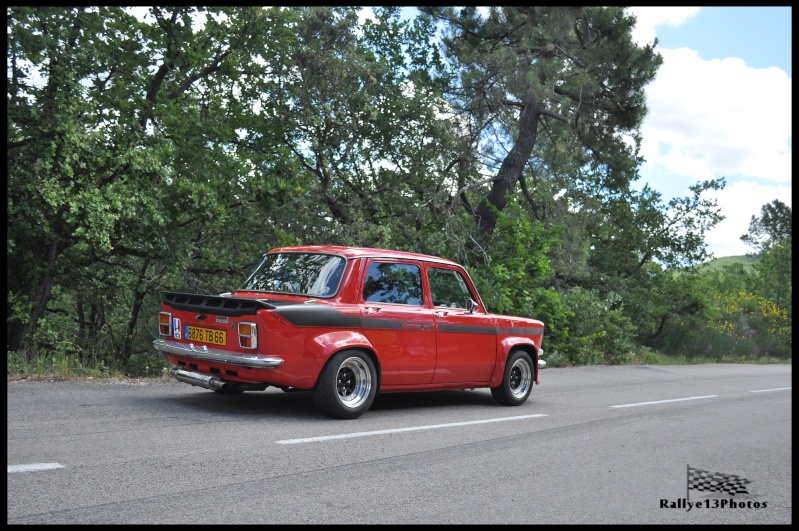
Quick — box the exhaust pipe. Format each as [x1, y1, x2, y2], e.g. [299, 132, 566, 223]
[169, 368, 269, 392]
[170, 368, 226, 390]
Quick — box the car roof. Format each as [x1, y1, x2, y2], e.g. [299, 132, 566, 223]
[268, 245, 460, 266]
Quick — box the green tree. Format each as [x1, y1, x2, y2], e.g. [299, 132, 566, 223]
[751, 237, 792, 316]
[420, 6, 663, 248]
[272, 7, 460, 253]
[7, 7, 300, 361]
[738, 199, 792, 325]
[8, 7, 753, 374]
[740, 199, 792, 253]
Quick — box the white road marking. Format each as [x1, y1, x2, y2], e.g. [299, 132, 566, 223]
[610, 395, 718, 408]
[751, 387, 791, 393]
[275, 414, 548, 444]
[8, 463, 65, 474]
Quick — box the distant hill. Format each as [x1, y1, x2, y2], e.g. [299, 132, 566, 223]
[697, 254, 759, 273]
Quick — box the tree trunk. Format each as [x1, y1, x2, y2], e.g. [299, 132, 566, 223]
[474, 99, 540, 238]
[7, 240, 59, 360]
[120, 259, 150, 365]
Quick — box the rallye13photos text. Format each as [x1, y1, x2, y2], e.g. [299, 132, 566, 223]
[154, 246, 545, 419]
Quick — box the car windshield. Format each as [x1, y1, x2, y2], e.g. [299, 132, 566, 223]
[240, 252, 346, 297]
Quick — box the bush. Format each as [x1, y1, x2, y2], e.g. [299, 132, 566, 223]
[557, 287, 636, 366]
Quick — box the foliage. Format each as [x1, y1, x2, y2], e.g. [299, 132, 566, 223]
[697, 255, 758, 274]
[6, 8, 790, 378]
[651, 254, 792, 362]
[652, 290, 791, 362]
[466, 202, 574, 355]
[421, 6, 664, 245]
[750, 237, 792, 315]
[740, 199, 792, 252]
[7, 6, 303, 361]
[268, 6, 458, 252]
[558, 287, 637, 366]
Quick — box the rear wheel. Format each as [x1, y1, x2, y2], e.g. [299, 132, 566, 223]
[491, 349, 534, 406]
[312, 350, 377, 419]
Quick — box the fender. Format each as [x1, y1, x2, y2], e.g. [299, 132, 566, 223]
[311, 329, 377, 366]
[489, 336, 540, 387]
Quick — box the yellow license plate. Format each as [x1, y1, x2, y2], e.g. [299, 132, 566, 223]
[186, 326, 226, 346]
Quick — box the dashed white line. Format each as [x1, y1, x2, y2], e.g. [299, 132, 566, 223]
[275, 414, 548, 444]
[8, 463, 65, 474]
[751, 387, 791, 393]
[610, 395, 718, 408]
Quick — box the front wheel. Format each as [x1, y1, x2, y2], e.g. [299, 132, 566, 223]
[312, 350, 377, 419]
[491, 349, 534, 406]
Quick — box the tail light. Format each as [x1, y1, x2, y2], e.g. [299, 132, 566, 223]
[159, 312, 173, 336]
[238, 321, 257, 349]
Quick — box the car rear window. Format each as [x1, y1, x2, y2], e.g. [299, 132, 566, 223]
[362, 262, 423, 305]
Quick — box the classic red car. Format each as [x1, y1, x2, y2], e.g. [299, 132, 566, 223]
[154, 245, 545, 419]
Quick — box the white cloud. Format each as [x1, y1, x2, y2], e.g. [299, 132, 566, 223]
[627, 7, 792, 257]
[125, 6, 150, 21]
[705, 180, 792, 257]
[641, 48, 792, 185]
[358, 7, 376, 26]
[627, 7, 700, 47]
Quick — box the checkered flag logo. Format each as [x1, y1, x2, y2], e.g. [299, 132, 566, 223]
[688, 466, 751, 496]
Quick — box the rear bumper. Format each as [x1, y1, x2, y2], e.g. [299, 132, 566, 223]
[153, 339, 284, 369]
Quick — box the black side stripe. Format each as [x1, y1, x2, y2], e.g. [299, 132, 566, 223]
[438, 324, 496, 335]
[273, 305, 362, 327]
[274, 306, 543, 338]
[497, 327, 544, 336]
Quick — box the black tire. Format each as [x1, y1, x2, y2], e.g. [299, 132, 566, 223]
[490, 349, 534, 406]
[213, 382, 245, 395]
[312, 350, 377, 419]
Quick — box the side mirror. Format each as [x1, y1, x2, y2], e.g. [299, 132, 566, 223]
[466, 298, 478, 314]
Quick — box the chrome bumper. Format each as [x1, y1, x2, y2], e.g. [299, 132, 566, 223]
[538, 349, 546, 370]
[153, 339, 284, 369]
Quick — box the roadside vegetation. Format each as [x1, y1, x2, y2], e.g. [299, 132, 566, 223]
[7, 8, 791, 381]
[8, 245, 791, 381]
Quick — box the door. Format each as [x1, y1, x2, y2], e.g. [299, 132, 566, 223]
[358, 260, 436, 386]
[427, 266, 496, 384]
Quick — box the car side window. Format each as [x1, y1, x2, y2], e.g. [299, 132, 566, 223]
[363, 262, 423, 305]
[428, 267, 473, 309]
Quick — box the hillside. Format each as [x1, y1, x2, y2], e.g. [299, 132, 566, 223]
[698, 254, 759, 273]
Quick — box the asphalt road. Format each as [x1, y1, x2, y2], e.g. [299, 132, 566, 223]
[7, 364, 792, 524]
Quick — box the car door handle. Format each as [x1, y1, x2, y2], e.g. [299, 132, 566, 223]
[364, 306, 381, 314]
[435, 310, 449, 317]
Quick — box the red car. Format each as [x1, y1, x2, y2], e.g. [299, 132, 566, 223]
[154, 246, 545, 419]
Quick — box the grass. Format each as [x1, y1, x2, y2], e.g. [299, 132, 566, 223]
[6, 350, 172, 382]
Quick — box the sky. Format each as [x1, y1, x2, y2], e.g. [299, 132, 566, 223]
[626, 7, 792, 259]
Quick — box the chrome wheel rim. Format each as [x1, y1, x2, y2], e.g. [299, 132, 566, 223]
[336, 356, 373, 409]
[509, 357, 532, 399]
